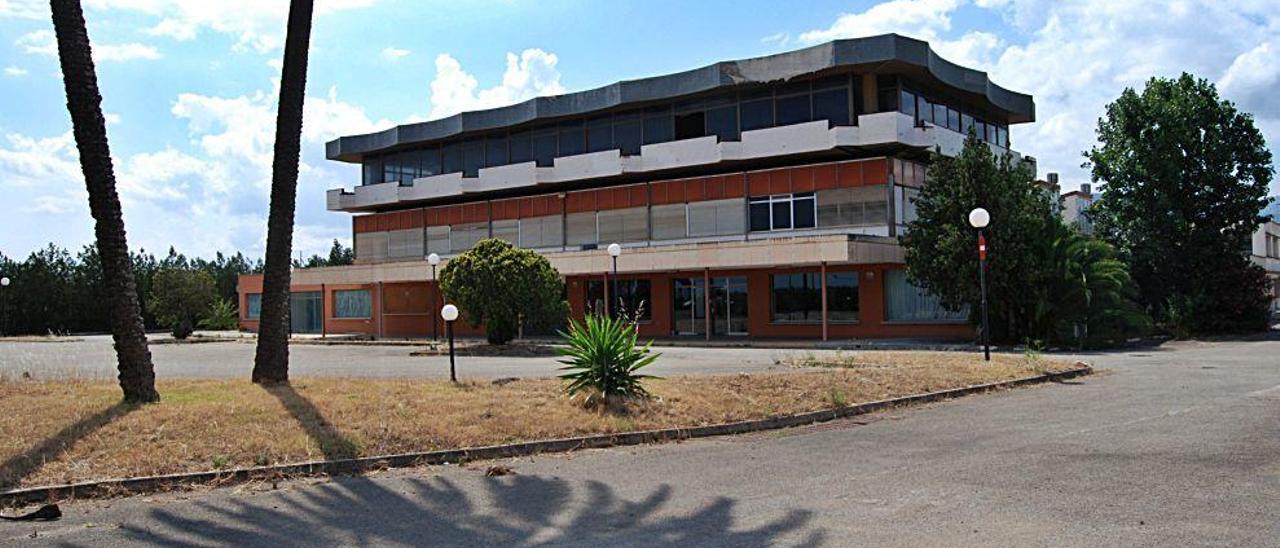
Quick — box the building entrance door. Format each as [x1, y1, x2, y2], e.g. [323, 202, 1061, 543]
[672, 276, 748, 336]
[290, 291, 323, 334]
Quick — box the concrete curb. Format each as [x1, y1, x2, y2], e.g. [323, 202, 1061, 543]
[0, 365, 1091, 506]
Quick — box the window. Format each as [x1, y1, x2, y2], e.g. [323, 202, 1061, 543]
[441, 142, 461, 174]
[997, 126, 1009, 148]
[426, 226, 450, 255]
[586, 279, 652, 321]
[362, 159, 381, 186]
[532, 126, 557, 167]
[643, 106, 673, 144]
[509, 131, 532, 164]
[884, 270, 967, 322]
[771, 273, 822, 322]
[598, 207, 648, 243]
[817, 185, 888, 227]
[586, 116, 613, 153]
[613, 112, 642, 155]
[916, 96, 932, 125]
[449, 222, 487, 252]
[651, 203, 688, 240]
[558, 120, 585, 156]
[775, 93, 811, 126]
[947, 108, 960, 131]
[876, 77, 899, 112]
[484, 135, 508, 168]
[420, 147, 441, 177]
[333, 289, 372, 319]
[687, 198, 744, 237]
[673, 110, 706, 140]
[749, 193, 816, 231]
[826, 272, 859, 321]
[565, 211, 597, 246]
[491, 219, 519, 244]
[518, 215, 563, 248]
[961, 113, 975, 136]
[739, 95, 773, 132]
[899, 89, 917, 119]
[387, 228, 423, 258]
[705, 98, 738, 141]
[355, 231, 388, 261]
[246, 293, 262, 320]
[813, 87, 850, 126]
[932, 103, 948, 127]
[461, 139, 484, 177]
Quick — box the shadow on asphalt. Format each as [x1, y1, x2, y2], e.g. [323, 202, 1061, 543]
[0, 403, 137, 490]
[118, 473, 825, 546]
[261, 384, 360, 461]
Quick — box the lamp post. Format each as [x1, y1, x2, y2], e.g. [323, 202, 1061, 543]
[427, 253, 440, 341]
[607, 243, 621, 318]
[441, 303, 459, 383]
[0, 276, 9, 337]
[968, 207, 991, 361]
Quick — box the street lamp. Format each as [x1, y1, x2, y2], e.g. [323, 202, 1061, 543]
[441, 303, 459, 383]
[607, 243, 621, 318]
[427, 253, 440, 341]
[968, 207, 991, 361]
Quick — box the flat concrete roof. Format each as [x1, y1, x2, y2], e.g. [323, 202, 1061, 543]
[326, 33, 1036, 163]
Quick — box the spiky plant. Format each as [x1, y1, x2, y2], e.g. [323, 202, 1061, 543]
[556, 314, 660, 408]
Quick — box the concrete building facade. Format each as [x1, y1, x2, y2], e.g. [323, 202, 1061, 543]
[238, 34, 1037, 341]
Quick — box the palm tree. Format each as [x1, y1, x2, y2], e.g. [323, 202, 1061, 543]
[252, 0, 315, 384]
[50, 0, 159, 403]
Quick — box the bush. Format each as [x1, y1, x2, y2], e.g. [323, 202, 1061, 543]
[199, 297, 240, 331]
[440, 239, 568, 344]
[148, 267, 216, 339]
[557, 313, 661, 408]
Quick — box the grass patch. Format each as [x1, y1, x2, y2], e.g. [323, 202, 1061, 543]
[1, 353, 1074, 490]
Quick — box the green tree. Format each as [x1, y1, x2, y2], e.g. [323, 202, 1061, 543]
[51, 0, 158, 402]
[254, 0, 315, 384]
[199, 297, 241, 331]
[1048, 229, 1150, 348]
[148, 267, 217, 339]
[1087, 73, 1274, 332]
[903, 133, 1059, 343]
[294, 239, 354, 268]
[440, 239, 568, 344]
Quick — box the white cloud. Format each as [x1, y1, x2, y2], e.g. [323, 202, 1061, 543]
[82, 0, 377, 53]
[795, 0, 1280, 194]
[0, 0, 44, 19]
[428, 48, 566, 120]
[381, 47, 411, 61]
[3, 66, 28, 77]
[15, 29, 161, 62]
[761, 32, 791, 47]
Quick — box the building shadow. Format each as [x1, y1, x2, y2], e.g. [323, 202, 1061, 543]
[0, 403, 136, 490]
[260, 384, 359, 461]
[116, 472, 824, 547]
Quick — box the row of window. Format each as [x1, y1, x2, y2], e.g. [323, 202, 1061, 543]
[243, 290, 372, 320]
[897, 88, 1010, 147]
[355, 187, 890, 260]
[363, 74, 874, 185]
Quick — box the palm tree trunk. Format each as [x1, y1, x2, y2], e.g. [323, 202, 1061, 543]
[50, 0, 159, 403]
[252, 0, 315, 384]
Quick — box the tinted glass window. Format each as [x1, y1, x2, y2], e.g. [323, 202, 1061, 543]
[947, 108, 960, 131]
[775, 94, 811, 126]
[749, 200, 771, 232]
[793, 193, 816, 229]
[613, 116, 642, 155]
[442, 142, 461, 174]
[826, 272, 859, 321]
[771, 200, 791, 229]
[961, 113, 975, 136]
[420, 147, 441, 177]
[643, 107, 673, 144]
[933, 103, 948, 126]
[461, 139, 483, 177]
[673, 111, 706, 140]
[586, 116, 613, 153]
[558, 120, 584, 156]
[771, 273, 821, 323]
[532, 128, 557, 167]
[485, 135, 508, 167]
[362, 160, 380, 185]
[899, 89, 917, 118]
[706, 105, 738, 141]
[739, 98, 773, 131]
[509, 131, 532, 164]
[812, 87, 850, 126]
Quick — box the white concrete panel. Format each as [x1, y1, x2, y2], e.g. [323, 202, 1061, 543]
[549, 149, 623, 182]
[466, 161, 538, 193]
[736, 121, 833, 159]
[636, 136, 721, 172]
[401, 173, 464, 201]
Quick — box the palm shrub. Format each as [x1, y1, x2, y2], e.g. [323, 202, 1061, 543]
[199, 297, 240, 331]
[557, 313, 661, 408]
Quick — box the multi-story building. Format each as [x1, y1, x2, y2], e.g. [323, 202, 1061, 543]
[1061, 180, 1095, 235]
[1251, 219, 1280, 316]
[238, 34, 1036, 341]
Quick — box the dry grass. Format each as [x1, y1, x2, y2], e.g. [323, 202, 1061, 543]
[0, 352, 1073, 490]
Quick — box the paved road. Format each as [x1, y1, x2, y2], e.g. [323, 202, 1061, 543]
[0, 335, 833, 380]
[4, 338, 1279, 546]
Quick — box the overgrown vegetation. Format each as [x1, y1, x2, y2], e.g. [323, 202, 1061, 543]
[198, 297, 241, 331]
[147, 267, 217, 339]
[440, 239, 569, 344]
[557, 313, 661, 408]
[1088, 73, 1274, 334]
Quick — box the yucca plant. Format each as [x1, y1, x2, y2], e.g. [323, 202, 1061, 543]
[556, 313, 660, 408]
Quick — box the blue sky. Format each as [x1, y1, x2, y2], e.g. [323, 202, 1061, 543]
[1, 0, 1277, 260]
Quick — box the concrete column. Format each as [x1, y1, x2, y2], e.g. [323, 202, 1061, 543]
[704, 268, 711, 341]
[820, 263, 828, 341]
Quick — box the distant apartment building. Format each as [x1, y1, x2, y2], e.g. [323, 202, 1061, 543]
[1252, 219, 1280, 315]
[238, 34, 1036, 340]
[1060, 180, 1095, 235]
